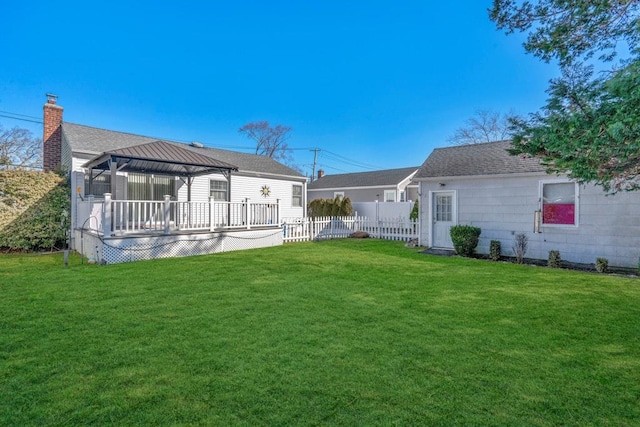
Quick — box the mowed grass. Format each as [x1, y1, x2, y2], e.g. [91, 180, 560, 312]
[1, 239, 639, 426]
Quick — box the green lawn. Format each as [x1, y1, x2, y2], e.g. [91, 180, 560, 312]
[1, 239, 639, 426]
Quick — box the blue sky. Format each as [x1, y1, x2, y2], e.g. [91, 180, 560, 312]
[1, 1, 558, 177]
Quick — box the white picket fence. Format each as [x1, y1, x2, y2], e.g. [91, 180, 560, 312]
[282, 216, 418, 243]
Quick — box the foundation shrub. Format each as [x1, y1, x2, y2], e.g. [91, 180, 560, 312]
[449, 225, 481, 257]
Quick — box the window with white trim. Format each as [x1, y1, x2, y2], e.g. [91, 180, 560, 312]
[210, 180, 228, 201]
[384, 190, 396, 202]
[333, 191, 344, 199]
[292, 184, 303, 207]
[541, 182, 577, 225]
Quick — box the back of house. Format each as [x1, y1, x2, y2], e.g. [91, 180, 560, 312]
[414, 140, 640, 269]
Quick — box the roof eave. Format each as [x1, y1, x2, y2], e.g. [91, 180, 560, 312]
[413, 170, 549, 181]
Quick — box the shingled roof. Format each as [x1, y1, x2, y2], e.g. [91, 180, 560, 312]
[308, 166, 419, 190]
[63, 122, 304, 179]
[414, 140, 545, 179]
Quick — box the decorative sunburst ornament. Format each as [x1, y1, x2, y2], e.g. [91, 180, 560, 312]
[260, 185, 271, 197]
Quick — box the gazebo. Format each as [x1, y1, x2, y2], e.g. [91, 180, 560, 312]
[82, 140, 238, 202]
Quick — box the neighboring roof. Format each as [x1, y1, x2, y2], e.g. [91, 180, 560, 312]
[63, 122, 304, 179]
[83, 140, 238, 177]
[414, 140, 545, 179]
[308, 166, 419, 190]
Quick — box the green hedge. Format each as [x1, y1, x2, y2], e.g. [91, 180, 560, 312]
[0, 170, 70, 251]
[307, 196, 353, 218]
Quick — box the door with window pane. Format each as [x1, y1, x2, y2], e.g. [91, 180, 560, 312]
[432, 192, 455, 248]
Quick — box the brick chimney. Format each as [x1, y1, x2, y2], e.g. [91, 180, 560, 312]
[317, 169, 325, 179]
[43, 93, 63, 171]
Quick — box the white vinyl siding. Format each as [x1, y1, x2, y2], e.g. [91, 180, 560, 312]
[419, 175, 640, 268]
[176, 173, 305, 219]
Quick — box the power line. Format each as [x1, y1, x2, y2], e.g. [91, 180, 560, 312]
[0, 113, 43, 124]
[320, 150, 382, 171]
[0, 110, 41, 120]
[319, 164, 351, 173]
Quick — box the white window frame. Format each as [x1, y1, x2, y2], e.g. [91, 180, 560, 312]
[292, 184, 303, 207]
[539, 180, 579, 228]
[333, 191, 344, 199]
[384, 190, 396, 202]
[209, 179, 228, 201]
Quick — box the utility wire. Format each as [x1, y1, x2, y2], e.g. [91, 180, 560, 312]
[0, 110, 42, 120]
[0, 113, 43, 124]
[323, 149, 383, 170]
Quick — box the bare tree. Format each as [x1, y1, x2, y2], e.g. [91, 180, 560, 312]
[0, 124, 42, 169]
[448, 110, 517, 145]
[238, 121, 292, 162]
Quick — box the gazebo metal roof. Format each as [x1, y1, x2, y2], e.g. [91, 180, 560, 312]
[83, 140, 238, 177]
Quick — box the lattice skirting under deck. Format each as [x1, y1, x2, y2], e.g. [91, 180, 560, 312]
[73, 228, 284, 264]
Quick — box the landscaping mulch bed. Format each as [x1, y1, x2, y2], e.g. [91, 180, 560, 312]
[421, 248, 639, 277]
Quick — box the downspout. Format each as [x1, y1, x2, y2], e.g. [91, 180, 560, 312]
[303, 180, 308, 218]
[227, 170, 232, 227]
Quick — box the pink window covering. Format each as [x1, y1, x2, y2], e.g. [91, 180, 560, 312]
[543, 203, 575, 225]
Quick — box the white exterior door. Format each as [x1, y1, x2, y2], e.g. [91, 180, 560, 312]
[431, 191, 455, 248]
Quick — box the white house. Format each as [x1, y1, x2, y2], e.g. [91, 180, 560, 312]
[43, 94, 307, 263]
[308, 167, 419, 203]
[413, 140, 640, 269]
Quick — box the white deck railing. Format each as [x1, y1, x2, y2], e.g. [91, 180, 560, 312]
[79, 194, 281, 236]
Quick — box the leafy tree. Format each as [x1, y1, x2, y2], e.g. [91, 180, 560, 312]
[509, 60, 640, 192]
[490, 0, 640, 192]
[448, 110, 517, 145]
[0, 124, 42, 169]
[490, 0, 639, 67]
[238, 121, 293, 163]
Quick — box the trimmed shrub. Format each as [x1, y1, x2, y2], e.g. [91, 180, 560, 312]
[489, 240, 501, 261]
[596, 257, 609, 273]
[449, 225, 481, 257]
[548, 250, 562, 268]
[410, 200, 419, 221]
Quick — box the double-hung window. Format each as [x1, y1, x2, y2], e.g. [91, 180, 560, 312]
[384, 190, 396, 202]
[541, 182, 577, 226]
[210, 180, 228, 201]
[292, 184, 303, 207]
